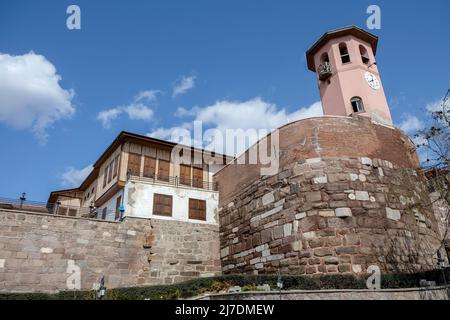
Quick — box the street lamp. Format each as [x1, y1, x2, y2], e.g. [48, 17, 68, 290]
[97, 276, 106, 300]
[436, 250, 447, 287]
[277, 270, 283, 300]
[19, 192, 26, 208]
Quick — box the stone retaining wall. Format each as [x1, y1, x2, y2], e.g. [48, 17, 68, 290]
[199, 287, 450, 300]
[0, 209, 220, 293]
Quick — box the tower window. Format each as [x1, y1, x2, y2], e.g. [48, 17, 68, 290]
[351, 97, 365, 113]
[320, 52, 330, 64]
[359, 45, 370, 64]
[339, 43, 351, 64]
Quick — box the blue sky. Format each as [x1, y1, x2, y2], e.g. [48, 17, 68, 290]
[0, 0, 449, 201]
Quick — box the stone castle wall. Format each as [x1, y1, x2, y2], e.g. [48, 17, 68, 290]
[0, 209, 220, 293]
[218, 156, 443, 276]
[215, 117, 444, 276]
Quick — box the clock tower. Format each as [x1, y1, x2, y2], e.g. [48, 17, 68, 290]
[306, 26, 393, 126]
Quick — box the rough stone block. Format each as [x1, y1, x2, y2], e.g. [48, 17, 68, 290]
[355, 191, 370, 201]
[313, 176, 328, 184]
[262, 192, 275, 206]
[335, 208, 352, 218]
[283, 223, 292, 237]
[386, 208, 401, 221]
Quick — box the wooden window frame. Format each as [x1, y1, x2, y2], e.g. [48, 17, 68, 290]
[128, 153, 142, 177]
[180, 164, 191, 186]
[192, 166, 204, 189]
[115, 196, 122, 221]
[153, 193, 173, 217]
[189, 198, 206, 221]
[102, 166, 108, 188]
[143, 156, 157, 179]
[157, 159, 170, 182]
[113, 155, 120, 179]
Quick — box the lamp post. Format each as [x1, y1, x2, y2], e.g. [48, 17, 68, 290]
[97, 276, 106, 300]
[19, 192, 26, 208]
[436, 250, 447, 287]
[277, 270, 283, 300]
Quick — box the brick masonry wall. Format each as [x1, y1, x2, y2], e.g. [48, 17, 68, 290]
[0, 210, 220, 293]
[218, 156, 444, 276]
[215, 116, 420, 206]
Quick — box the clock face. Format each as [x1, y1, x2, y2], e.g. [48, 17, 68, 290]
[365, 72, 380, 90]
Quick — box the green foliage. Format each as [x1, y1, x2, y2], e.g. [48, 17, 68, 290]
[1, 268, 449, 300]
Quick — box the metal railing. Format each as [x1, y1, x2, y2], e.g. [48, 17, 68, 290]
[0, 197, 116, 219]
[127, 174, 218, 191]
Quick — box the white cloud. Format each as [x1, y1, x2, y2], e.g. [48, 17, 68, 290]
[0, 52, 75, 143]
[426, 99, 444, 113]
[97, 108, 123, 129]
[134, 90, 161, 102]
[97, 91, 157, 128]
[60, 164, 93, 188]
[125, 103, 154, 121]
[187, 98, 322, 131]
[172, 76, 196, 98]
[148, 98, 323, 155]
[398, 114, 424, 134]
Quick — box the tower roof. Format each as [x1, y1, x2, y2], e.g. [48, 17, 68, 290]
[306, 26, 378, 71]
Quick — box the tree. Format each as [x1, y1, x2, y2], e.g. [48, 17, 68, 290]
[414, 89, 450, 263]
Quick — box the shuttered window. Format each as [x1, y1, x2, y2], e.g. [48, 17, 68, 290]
[101, 207, 107, 220]
[189, 198, 206, 221]
[153, 194, 172, 217]
[193, 166, 204, 188]
[115, 196, 122, 220]
[128, 153, 142, 176]
[102, 166, 108, 188]
[107, 161, 114, 183]
[158, 160, 170, 182]
[57, 207, 68, 216]
[180, 165, 191, 186]
[143, 156, 157, 178]
[113, 155, 119, 178]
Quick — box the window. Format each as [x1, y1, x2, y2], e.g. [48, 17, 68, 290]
[107, 161, 114, 183]
[57, 207, 68, 216]
[180, 165, 191, 186]
[153, 194, 172, 217]
[143, 156, 157, 178]
[101, 207, 107, 220]
[158, 160, 170, 182]
[189, 198, 206, 221]
[193, 166, 204, 188]
[68, 209, 77, 217]
[359, 45, 370, 64]
[128, 153, 142, 176]
[351, 97, 365, 113]
[103, 166, 108, 188]
[113, 155, 119, 178]
[115, 196, 122, 220]
[320, 52, 330, 64]
[339, 43, 351, 64]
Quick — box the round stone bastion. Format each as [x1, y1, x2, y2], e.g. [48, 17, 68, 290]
[214, 115, 443, 276]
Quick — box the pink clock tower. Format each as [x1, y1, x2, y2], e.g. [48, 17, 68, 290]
[306, 26, 393, 126]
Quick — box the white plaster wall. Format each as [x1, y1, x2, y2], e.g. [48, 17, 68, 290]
[96, 190, 124, 221]
[123, 181, 218, 225]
